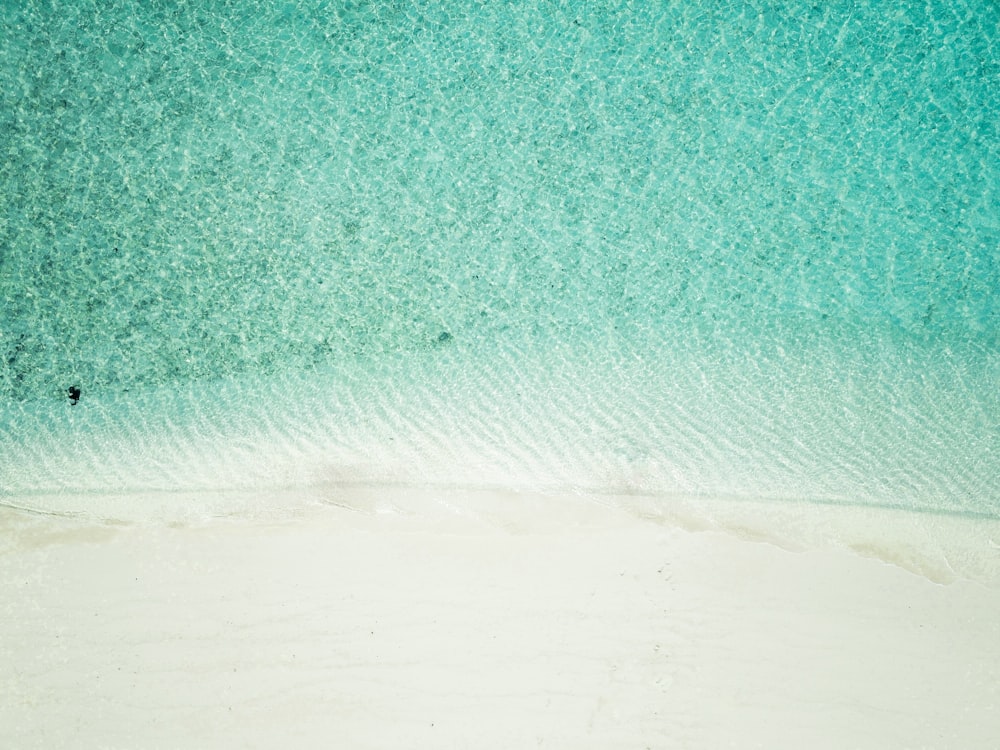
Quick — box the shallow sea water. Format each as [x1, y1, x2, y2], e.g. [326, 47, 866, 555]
[1, 0, 997, 520]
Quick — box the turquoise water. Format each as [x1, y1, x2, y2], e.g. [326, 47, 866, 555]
[1, 0, 997, 517]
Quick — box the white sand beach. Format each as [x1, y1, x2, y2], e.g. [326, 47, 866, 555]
[3, 488, 999, 749]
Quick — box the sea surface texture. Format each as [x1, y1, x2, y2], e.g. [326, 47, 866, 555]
[1, 0, 997, 517]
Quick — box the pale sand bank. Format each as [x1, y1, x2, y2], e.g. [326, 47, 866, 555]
[2, 489, 999, 749]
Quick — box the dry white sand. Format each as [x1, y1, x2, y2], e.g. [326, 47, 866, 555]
[3, 488, 1000, 749]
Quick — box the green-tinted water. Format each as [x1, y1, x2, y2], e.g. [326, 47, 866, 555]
[1, 0, 997, 516]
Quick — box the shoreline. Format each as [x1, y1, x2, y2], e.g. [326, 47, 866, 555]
[5, 483, 1000, 585]
[3, 488, 1000, 748]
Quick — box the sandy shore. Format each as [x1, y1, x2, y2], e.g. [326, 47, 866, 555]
[2, 489, 999, 749]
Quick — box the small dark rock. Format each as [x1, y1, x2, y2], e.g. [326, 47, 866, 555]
[437, 331, 452, 343]
[68, 385, 81, 405]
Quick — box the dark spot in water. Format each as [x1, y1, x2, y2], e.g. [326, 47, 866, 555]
[437, 331, 452, 343]
[68, 385, 81, 405]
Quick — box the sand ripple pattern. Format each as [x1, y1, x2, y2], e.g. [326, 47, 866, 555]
[1, 328, 997, 520]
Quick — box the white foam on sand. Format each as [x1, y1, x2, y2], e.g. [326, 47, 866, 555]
[2, 487, 999, 749]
